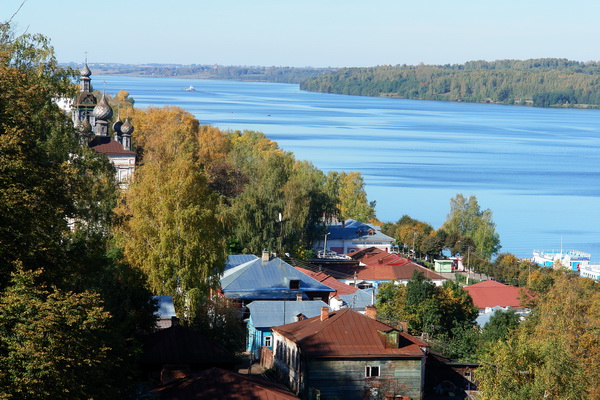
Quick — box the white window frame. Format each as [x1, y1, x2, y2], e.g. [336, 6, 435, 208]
[365, 365, 380, 378]
[264, 335, 272, 347]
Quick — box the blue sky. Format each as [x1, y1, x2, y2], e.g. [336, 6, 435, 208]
[5, 0, 600, 67]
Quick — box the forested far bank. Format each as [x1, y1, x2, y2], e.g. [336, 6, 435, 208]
[300, 58, 600, 108]
[77, 62, 334, 84]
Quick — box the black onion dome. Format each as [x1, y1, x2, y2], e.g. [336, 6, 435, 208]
[120, 118, 134, 136]
[92, 93, 113, 121]
[80, 63, 92, 77]
[112, 118, 123, 135]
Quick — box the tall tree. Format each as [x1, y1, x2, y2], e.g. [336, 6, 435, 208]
[326, 171, 376, 222]
[119, 107, 227, 316]
[442, 194, 501, 259]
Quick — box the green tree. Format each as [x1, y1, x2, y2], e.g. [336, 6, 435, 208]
[0, 268, 116, 400]
[477, 273, 600, 399]
[442, 194, 501, 259]
[119, 107, 227, 317]
[326, 171, 376, 222]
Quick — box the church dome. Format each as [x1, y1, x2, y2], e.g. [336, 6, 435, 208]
[112, 118, 123, 135]
[80, 63, 92, 77]
[120, 118, 134, 136]
[79, 116, 93, 135]
[92, 93, 113, 121]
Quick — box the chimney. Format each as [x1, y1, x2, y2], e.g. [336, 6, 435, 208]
[320, 306, 329, 321]
[399, 321, 409, 332]
[296, 294, 302, 301]
[365, 305, 377, 320]
[262, 250, 270, 262]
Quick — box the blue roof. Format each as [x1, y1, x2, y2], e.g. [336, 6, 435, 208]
[338, 289, 374, 310]
[225, 254, 258, 270]
[326, 219, 394, 242]
[247, 300, 330, 328]
[154, 295, 176, 318]
[220, 257, 335, 300]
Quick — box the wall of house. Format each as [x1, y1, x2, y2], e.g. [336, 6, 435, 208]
[272, 334, 303, 394]
[304, 358, 423, 400]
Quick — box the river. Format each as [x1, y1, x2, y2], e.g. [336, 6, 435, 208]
[99, 75, 600, 259]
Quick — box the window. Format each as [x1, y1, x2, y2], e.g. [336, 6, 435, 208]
[365, 365, 380, 377]
[264, 336, 272, 347]
[289, 280, 300, 290]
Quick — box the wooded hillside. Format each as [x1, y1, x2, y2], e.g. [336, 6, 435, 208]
[300, 59, 600, 108]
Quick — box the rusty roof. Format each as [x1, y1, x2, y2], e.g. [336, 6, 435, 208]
[294, 267, 358, 296]
[152, 367, 299, 400]
[89, 136, 136, 155]
[273, 308, 426, 359]
[464, 280, 523, 309]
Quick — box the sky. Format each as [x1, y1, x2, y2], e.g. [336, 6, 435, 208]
[4, 0, 600, 67]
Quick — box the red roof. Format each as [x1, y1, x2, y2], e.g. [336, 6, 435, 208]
[89, 136, 136, 155]
[295, 267, 357, 296]
[152, 367, 298, 400]
[273, 308, 427, 359]
[346, 247, 446, 281]
[464, 280, 523, 309]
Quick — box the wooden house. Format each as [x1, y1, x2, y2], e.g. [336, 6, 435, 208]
[270, 306, 428, 400]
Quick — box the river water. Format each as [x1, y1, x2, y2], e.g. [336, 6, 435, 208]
[99, 75, 600, 259]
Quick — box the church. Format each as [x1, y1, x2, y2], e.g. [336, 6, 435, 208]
[71, 62, 136, 189]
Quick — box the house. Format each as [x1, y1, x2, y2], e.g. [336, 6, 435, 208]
[295, 266, 374, 312]
[314, 219, 395, 255]
[424, 352, 478, 397]
[154, 295, 177, 329]
[464, 280, 528, 317]
[219, 252, 335, 306]
[433, 257, 464, 273]
[139, 324, 237, 384]
[225, 254, 258, 270]
[72, 62, 136, 189]
[319, 247, 446, 289]
[151, 367, 299, 399]
[270, 306, 428, 400]
[246, 300, 330, 359]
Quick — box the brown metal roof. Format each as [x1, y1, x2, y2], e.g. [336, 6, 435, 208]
[152, 367, 299, 400]
[273, 308, 427, 359]
[89, 136, 136, 155]
[294, 267, 358, 296]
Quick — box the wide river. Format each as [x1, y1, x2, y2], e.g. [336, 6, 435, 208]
[100, 76, 600, 260]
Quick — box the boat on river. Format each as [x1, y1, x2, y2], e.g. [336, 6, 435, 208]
[182, 85, 196, 91]
[532, 249, 591, 270]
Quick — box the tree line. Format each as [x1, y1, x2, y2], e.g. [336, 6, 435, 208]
[92, 63, 334, 84]
[300, 58, 600, 108]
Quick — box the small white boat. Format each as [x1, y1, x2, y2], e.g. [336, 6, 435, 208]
[183, 86, 196, 92]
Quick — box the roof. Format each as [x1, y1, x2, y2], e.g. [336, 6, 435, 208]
[464, 280, 523, 309]
[273, 308, 427, 359]
[247, 300, 329, 328]
[295, 267, 358, 296]
[343, 247, 446, 282]
[326, 219, 394, 243]
[152, 367, 298, 400]
[154, 296, 176, 319]
[89, 136, 136, 155]
[220, 257, 334, 300]
[140, 325, 236, 368]
[226, 254, 259, 270]
[295, 266, 374, 310]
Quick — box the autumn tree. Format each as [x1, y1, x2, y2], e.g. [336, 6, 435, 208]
[119, 107, 227, 316]
[442, 194, 501, 260]
[477, 273, 600, 399]
[326, 171, 376, 222]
